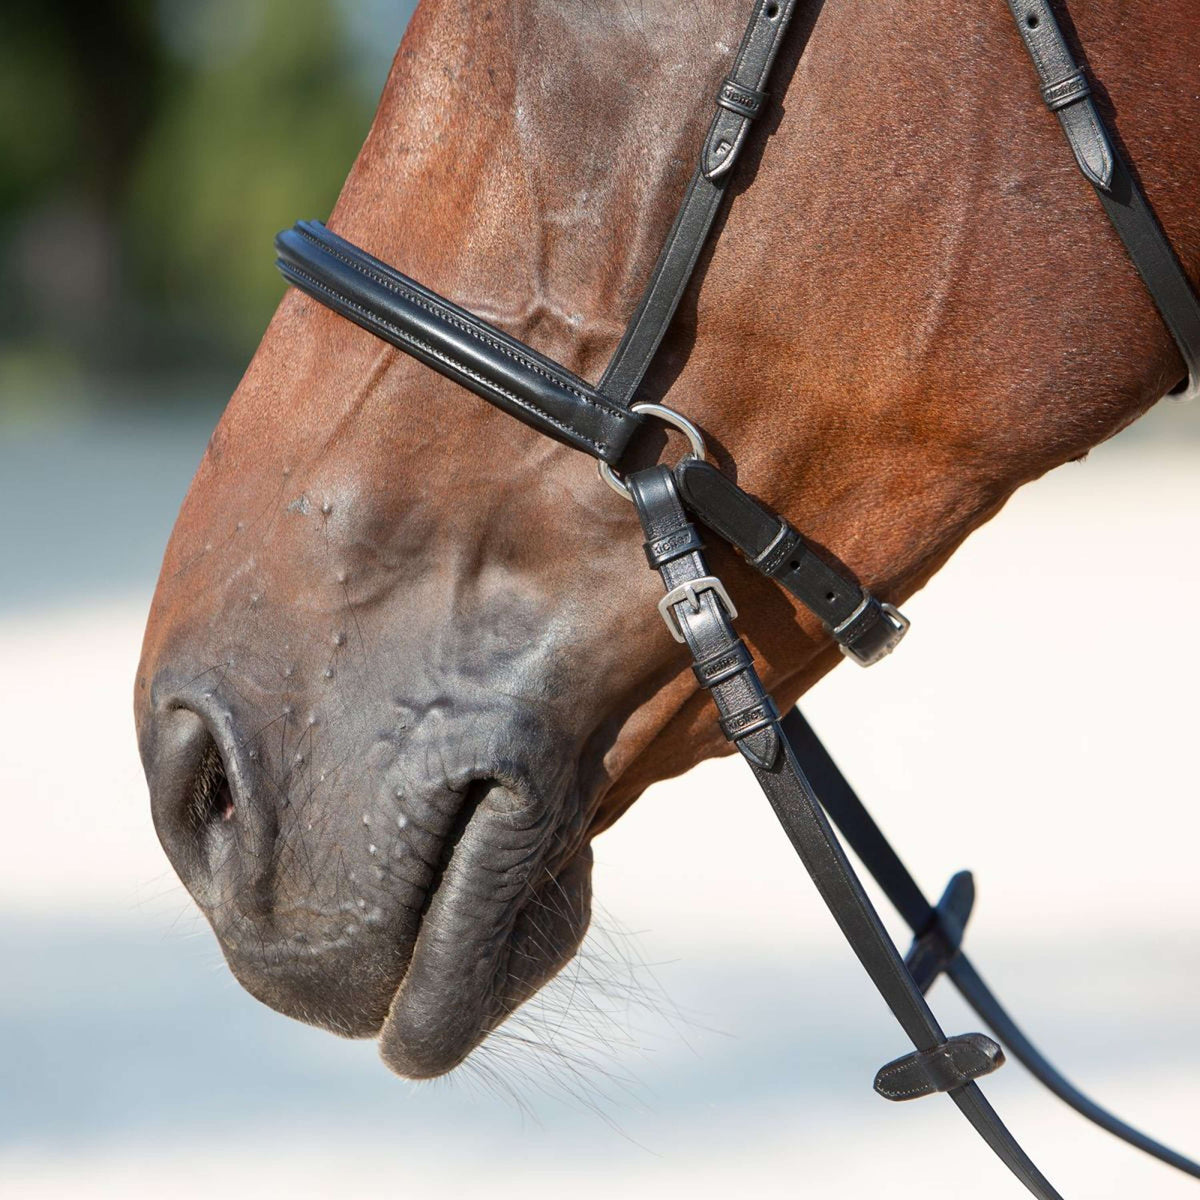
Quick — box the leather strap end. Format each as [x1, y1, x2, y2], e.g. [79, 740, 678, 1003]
[833, 595, 910, 667]
[874, 1033, 1005, 1102]
[733, 720, 781, 770]
[722, 698, 781, 768]
[1057, 99, 1115, 192]
[703, 114, 755, 180]
[1007, 0, 1114, 192]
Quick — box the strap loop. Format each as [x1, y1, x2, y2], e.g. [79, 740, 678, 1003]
[644, 522, 705, 569]
[716, 78, 768, 120]
[718, 697, 780, 743]
[692, 640, 754, 689]
[1040, 68, 1090, 111]
[905, 871, 975, 994]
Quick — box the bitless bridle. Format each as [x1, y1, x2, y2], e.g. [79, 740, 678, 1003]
[273, 2, 1200, 1194]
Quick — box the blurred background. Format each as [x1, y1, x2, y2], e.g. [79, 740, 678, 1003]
[2, 3, 1198, 1198]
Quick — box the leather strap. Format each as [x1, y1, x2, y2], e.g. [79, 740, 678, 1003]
[598, 0, 802, 405]
[781, 706, 1200, 1181]
[628, 465, 1064, 1200]
[632, 466, 780, 768]
[275, 221, 641, 463]
[1007, 0, 1200, 391]
[674, 458, 908, 665]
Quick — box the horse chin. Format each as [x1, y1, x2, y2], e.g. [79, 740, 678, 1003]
[209, 775, 594, 1080]
[378, 806, 594, 1079]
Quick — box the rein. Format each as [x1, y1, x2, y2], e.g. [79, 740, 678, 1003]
[273, 2, 1200, 1193]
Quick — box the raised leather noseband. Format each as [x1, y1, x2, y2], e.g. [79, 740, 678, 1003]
[275, 221, 641, 463]
[274, 1, 1200, 1193]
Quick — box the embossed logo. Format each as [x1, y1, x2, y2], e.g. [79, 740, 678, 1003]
[652, 529, 691, 558]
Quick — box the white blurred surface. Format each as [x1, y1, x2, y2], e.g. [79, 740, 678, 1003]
[1, 408, 1198, 1198]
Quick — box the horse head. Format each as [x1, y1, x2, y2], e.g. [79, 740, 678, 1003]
[135, 0, 1198, 1079]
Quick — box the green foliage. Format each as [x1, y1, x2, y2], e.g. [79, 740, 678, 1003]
[126, 0, 384, 355]
[1, 0, 412, 386]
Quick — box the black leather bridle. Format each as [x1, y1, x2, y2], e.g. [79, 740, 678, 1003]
[273, 2, 1200, 1194]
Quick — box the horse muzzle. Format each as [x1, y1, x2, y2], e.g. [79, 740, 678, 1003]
[138, 674, 593, 1074]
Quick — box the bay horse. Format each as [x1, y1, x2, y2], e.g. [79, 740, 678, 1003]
[136, 0, 1196, 1126]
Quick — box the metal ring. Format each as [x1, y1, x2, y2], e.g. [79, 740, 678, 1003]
[598, 402, 708, 500]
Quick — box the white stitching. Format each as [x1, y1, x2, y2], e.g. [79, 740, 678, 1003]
[292, 226, 630, 424]
[283, 266, 608, 454]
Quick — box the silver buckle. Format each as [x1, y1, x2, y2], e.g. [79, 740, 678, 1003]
[657, 575, 738, 643]
[838, 600, 910, 667]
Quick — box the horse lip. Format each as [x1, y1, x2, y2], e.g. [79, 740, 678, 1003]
[377, 778, 557, 1077]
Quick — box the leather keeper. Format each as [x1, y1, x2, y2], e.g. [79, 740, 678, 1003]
[718, 697, 780, 744]
[754, 522, 804, 578]
[643, 522, 705, 570]
[717, 78, 767, 120]
[692, 640, 753, 690]
[833, 596, 892, 658]
[874, 1033, 1005, 1102]
[905, 871, 975, 995]
[1041, 69, 1090, 111]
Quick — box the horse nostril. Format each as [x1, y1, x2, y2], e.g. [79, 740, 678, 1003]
[189, 738, 235, 829]
[142, 705, 250, 904]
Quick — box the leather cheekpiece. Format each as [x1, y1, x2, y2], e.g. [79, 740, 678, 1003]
[629, 466, 780, 769]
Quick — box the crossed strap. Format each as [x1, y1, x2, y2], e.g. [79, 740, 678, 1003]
[629, 465, 1061, 1200]
[630, 463, 1200, 1197]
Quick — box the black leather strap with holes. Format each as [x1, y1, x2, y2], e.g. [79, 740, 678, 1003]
[598, 0, 802, 405]
[675, 459, 908, 665]
[628, 465, 1061, 1200]
[1007, 0, 1200, 390]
